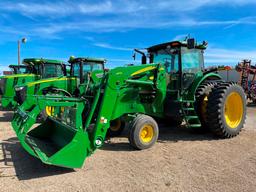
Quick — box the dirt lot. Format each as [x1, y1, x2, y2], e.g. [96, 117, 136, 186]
[0, 106, 256, 192]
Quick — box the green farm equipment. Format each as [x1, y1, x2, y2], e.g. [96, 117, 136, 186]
[9, 64, 33, 74]
[14, 57, 105, 118]
[12, 39, 247, 168]
[0, 58, 67, 108]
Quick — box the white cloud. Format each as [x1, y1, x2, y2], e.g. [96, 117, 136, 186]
[205, 47, 256, 65]
[93, 43, 133, 51]
[0, 1, 145, 18]
[26, 16, 256, 37]
[0, 1, 255, 39]
[1, 0, 256, 18]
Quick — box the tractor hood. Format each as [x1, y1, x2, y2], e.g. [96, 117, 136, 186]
[1, 73, 36, 79]
[14, 76, 78, 106]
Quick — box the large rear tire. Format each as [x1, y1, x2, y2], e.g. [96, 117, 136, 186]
[128, 114, 159, 150]
[206, 82, 246, 138]
[195, 82, 217, 128]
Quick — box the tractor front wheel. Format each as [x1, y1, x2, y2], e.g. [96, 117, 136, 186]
[128, 114, 159, 150]
[206, 83, 246, 138]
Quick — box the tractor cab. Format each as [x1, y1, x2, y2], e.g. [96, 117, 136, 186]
[69, 57, 105, 84]
[147, 39, 206, 92]
[23, 58, 67, 79]
[9, 64, 33, 74]
[68, 57, 106, 96]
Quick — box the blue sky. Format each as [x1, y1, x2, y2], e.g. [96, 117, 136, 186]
[0, 0, 256, 73]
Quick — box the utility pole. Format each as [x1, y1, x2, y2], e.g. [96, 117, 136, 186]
[18, 40, 20, 65]
[18, 37, 27, 65]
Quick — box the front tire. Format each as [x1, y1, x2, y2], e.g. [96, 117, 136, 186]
[128, 114, 159, 150]
[206, 82, 246, 138]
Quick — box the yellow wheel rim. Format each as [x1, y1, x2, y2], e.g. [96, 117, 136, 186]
[201, 95, 208, 122]
[45, 106, 54, 116]
[224, 92, 243, 128]
[110, 119, 121, 132]
[140, 124, 154, 143]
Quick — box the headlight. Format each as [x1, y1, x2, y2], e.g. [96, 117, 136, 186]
[15, 86, 25, 91]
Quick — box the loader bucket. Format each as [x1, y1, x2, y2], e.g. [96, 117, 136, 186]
[12, 97, 91, 168]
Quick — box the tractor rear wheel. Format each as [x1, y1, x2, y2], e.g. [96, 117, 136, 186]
[195, 82, 217, 128]
[107, 118, 126, 137]
[129, 114, 159, 150]
[206, 82, 246, 138]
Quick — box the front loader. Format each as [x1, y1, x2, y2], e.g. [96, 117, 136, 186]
[12, 39, 247, 168]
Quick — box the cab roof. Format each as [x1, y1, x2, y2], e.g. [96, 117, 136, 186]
[147, 40, 206, 52]
[22, 58, 65, 65]
[68, 57, 106, 64]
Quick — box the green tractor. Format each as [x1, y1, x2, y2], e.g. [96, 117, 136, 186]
[14, 57, 106, 117]
[12, 39, 246, 168]
[0, 58, 67, 108]
[8, 64, 33, 74]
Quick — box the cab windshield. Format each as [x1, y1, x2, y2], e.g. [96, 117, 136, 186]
[152, 48, 179, 73]
[11, 66, 31, 74]
[71, 62, 104, 79]
[19, 67, 31, 74]
[43, 63, 64, 78]
[151, 47, 204, 74]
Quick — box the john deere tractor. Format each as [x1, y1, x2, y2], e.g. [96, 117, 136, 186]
[0, 58, 67, 108]
[9, 64, 32, 74]
[12, 39, 246, 168]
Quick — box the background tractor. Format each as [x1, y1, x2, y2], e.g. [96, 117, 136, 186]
[1, 64, 32, 76]
[8, 64, 33, 74]
[0, 58, 67, 108]
[12, 39, 246, 168]
[14, 57, 106, 118]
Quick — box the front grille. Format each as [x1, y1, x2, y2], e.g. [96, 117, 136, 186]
[0, 78, 7, 95]
[16, 87, 27, 105]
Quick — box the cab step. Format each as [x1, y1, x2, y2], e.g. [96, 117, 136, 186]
[181, 100, 202, 128]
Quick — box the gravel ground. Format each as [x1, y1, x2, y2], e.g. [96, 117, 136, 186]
[0, 106, 256, 192]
